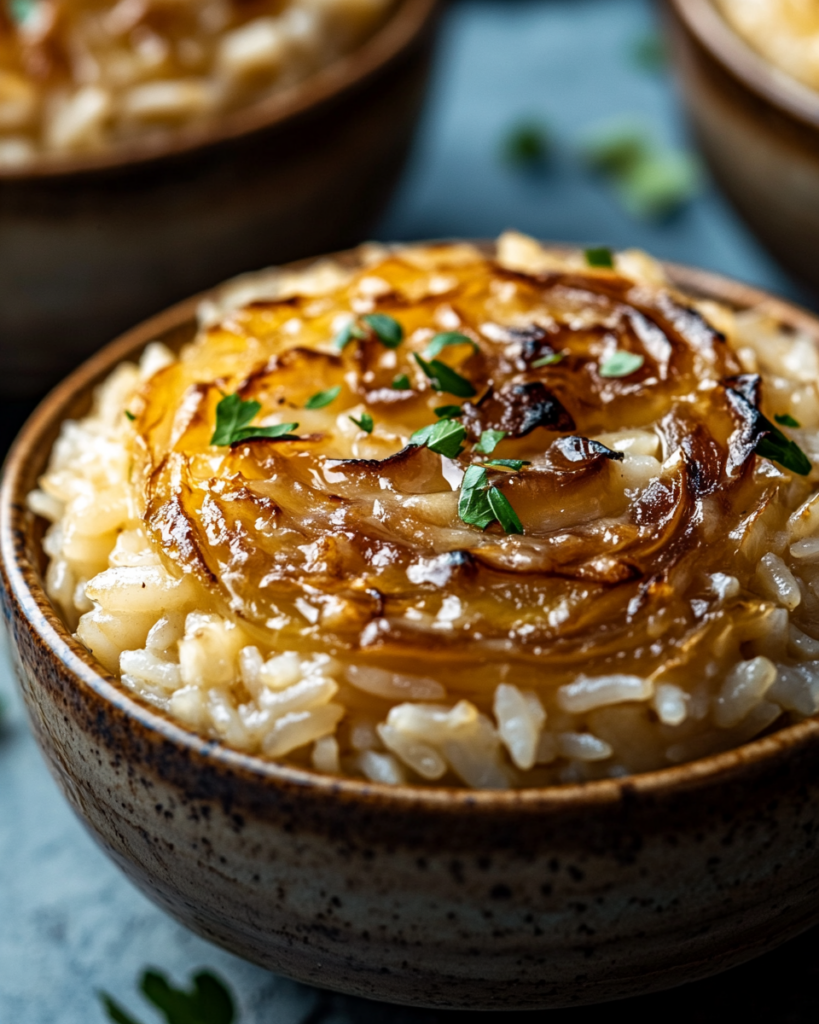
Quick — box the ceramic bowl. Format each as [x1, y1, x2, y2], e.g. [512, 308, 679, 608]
[0, 0, 440, 400]
[665, 0, 819, 295]
[4, 250, 819, 1011]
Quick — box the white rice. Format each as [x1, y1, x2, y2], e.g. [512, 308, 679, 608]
[28, 234, 819, 788]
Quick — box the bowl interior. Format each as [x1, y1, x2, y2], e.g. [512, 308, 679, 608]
[6, 245, 819, 808]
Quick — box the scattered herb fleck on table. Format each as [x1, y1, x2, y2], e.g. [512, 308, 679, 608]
[100, 968, 236, 1024]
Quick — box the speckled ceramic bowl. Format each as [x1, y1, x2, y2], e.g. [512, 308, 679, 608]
[4, 250, 819, 1010]
[665, 0, 819, 294]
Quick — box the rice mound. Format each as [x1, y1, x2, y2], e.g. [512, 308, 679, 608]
[29, 232, 819, 788]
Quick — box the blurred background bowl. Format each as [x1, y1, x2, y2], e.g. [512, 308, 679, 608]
[665, 0, 819, 300]
[0, 0, 441, 401]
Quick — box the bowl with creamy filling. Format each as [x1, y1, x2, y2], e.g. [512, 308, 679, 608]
[666, 0, 819, 292]
[0, 0, 440, 397]
[6, 233, 819, 1007]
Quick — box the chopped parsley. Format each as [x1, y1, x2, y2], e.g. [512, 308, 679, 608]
[757, 416, 811, 476]
[8, 0, 38, 24]
[124, 410, 136, 422]
[392, 373, 411, 391]
[532, 352, 564, 368]
[210, 393, 298, 446]
[413, 354, 476, 398]
[305, 386, 341, 410]
[474, 429, 506, 455]
[599, 351, 644, 378]
[458, 465, 523, 534]
[483, 459, 530, 471]
[585, 247, 615, 269]
[334, 320, 368, 350]
[425, 332, 478, 359]
[100, 968, 236, 1024]
[434, 405, 463, 419]
[334, 313, 403, 350]
[362, 313, 403, 349]
[349, 412, 374, 433]
[582, 119, 699, 220]
[502, 121, 551, 169]
[410, 418, 467, 459]
[775, 413, 800, 428]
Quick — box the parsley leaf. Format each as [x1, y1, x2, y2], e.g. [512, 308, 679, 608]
[124, 410, 136, 422]
[100, 969, 236, 1024]
[434, 405, 463, 419]
[585, 247, 614, 269]
[211, 393, 261, 445]
[775, 413, 801, 428]
[458, 465, 524, 534]
[487, 488, 523, 535]
[599, 351, 644, 378]
[503, 121, 551, 169]
[362, 313, 403, 349]
[211, 393, 298, 446]
[305, 386, 341, 410]
[410, 418, 467, 459]
[531, 352, 564, 368]
[475, 429, 506, 455]
[392, 373, 411, 391]
[349, 412, 373, 433]
[413, 354, 476, 398]
[757, 417, 812, 476]
[9, 0, 38, 24]
[425, 332, 478, 359]
[483, 459, 529, 471]
[334, 320, 368, 350]
[99, 993, 144, 1024]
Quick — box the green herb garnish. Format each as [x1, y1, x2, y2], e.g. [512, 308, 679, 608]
[425, 332, 478, 359]
[8, 0, 38, 25]
[503, 121, 551, 169]
[124, 410, 136, 422]
[410, 418, 467, 459]
[334, 320, 368, 350]
[599, 351, 644, 378]
[582, 120, 699, 220]
[757, 417, 812, 476]
[100, 968, 236, 1024]
[483, 459, 529, 471]
[349, 412, 374, 433]
[413, 354, 476, 398]
[362, 313, 403, 349]
[531, 352, 564, 368]
[458, 465, 523, 534]
[631, 32, 667, 72]
[585, 247, 615, 269]
[305, 385, 341, 410]
[391, 373, 411, 391]
[434, 405, 463, 419]
[775, 413, 801, 428]
[475, 429, 506, 455]
[211, 393, 298, 446]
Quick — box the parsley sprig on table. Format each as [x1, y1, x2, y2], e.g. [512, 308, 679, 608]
[100, 968, 236, 1024]
[210, 393, 298, 446]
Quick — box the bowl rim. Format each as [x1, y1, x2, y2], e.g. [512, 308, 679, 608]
[668, 0, 819, 131]
[5, 240, 819, 812]
[0, 0, 439, 182]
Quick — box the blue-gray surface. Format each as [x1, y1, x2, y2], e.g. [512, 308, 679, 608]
[3, 2, 819, 1022]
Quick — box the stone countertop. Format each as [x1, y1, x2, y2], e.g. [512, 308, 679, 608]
[3, 2, 819, 1021]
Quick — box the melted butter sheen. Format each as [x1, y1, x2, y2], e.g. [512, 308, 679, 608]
[133, 247, 811, 695]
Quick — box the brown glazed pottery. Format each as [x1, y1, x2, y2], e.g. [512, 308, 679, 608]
[0, 0, 440, 400]
[4, 249, 819, 1010]
[665, 0, 819, 296]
